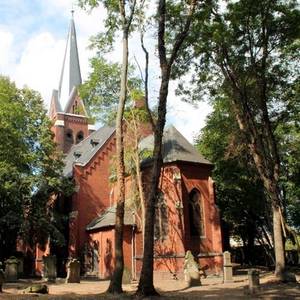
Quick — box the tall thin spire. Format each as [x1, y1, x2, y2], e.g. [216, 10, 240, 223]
[58, 11, 82, 110]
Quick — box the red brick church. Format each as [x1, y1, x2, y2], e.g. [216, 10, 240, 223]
[39, 15, 223, 280]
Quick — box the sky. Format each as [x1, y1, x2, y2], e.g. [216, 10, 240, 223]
[0, 0, 212, 142]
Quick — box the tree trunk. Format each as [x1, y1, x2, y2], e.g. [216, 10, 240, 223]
[215, 64, 287, 278]
[273, 204, 285, 279]
[136, 70, 169, 297]
[135, 158, 145, 240]
[235, 106, 286, 278]
[136, 1, 197, 296]
[107, 0, 136, 292]
[131, 111, 146, 243]
[107, 22, 129, 297]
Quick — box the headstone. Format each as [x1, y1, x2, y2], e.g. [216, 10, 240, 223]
[183, 250, 201, 287]
[248, 269, 259, 294]
[66, 259, 80, 283]
[4, 257, 19, 282]
[42, 255, 56, 282]
[24, 284, 49, 294]
[0, 263, 4, 292]
[223, 251, 233, 283]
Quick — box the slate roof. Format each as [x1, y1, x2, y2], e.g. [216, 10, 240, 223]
[64, 124, 211, 177]
[86, 206, 136, 231]
[139, 125, 212, 166]
[63, 126, 115, 177]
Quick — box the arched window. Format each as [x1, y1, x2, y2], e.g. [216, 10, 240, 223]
[76, 131, 84, 144]
[65, 129, 74, 144]
[154, 191, 168, 241]
[188, 189, 204, 237]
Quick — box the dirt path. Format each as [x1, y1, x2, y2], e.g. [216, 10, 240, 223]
[0, 272, 299, 299]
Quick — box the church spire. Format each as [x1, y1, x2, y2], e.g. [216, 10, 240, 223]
[58, 11, 82, 110]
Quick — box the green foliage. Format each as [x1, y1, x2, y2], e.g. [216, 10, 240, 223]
[278, 106, 300, 230]
[109, 104, 152, 177]
[0, 76, 73, 259]
[190, 1, 300, 261]
[180, 0, 300, 226]
[196, 96, 269, 251]
[178, 0, 300, 103]
[79, 57, 142, 125]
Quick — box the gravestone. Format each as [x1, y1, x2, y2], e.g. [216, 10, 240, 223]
[42, 255, 56, 282]
[223, 251, 233, 283]
[0, 263, 4, 292]
[248, 269, 259, 294]
[24, 284, 49, 294]
[66, 259, 80, 283]
[5, 257, 19, 282]
[183, 250, 201, 287]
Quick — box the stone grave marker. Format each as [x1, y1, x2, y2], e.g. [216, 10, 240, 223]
[248, 269, 259, 293]
[4, 257, 19, 282]
[0, 263, 4, 292]
[42, 255, 56, 282]
[66, 259, 80, 283]
[223, 251, 233, 283]
[183, 250, 201, 287]
[24, 284, 49, 294]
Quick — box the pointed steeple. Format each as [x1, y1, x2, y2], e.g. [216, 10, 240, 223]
[58, 11, 82, 111]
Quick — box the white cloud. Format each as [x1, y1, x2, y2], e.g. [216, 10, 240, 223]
[13, 32, 65, 108]
[0, 30, 15, 75]
[42, 0, 106, 35]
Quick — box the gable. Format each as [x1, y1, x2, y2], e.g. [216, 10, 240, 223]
[64, 87, 88, 116]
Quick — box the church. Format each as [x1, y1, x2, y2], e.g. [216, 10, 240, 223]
[39, 14, 223, 280]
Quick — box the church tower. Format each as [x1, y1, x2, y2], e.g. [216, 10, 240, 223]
[49, 12, 95, 153]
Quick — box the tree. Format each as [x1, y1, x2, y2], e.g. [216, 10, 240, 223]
[178, 0, 300, 279]
[276, 81, 300, 231]
[80, 57, 142, 125]
[79, 0, 137, 293]
[105, 1, 136, 293]
[0, 76, 72, 261]
[136, 0, 199, 296]
[123, 96, 153, 241]
[196, 96, 274, 265]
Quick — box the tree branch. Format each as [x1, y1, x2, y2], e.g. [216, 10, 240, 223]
[168, 0, 198, 67]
